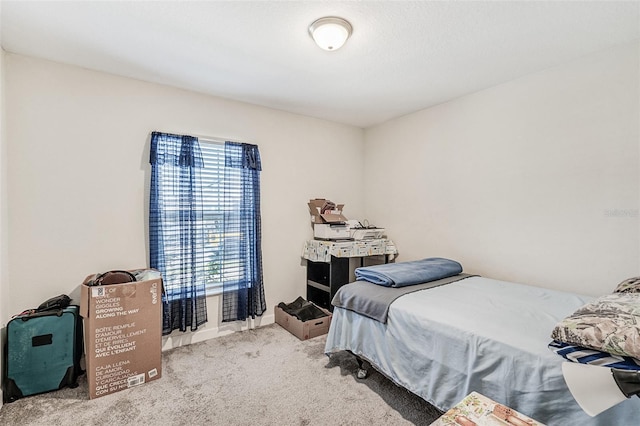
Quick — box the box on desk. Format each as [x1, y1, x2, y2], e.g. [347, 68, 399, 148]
[308, 198, 347, 225]
[275, 303, 332, 340]
[80, 270, 163, 399]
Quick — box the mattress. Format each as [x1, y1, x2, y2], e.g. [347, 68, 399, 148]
[324, 276, 640, 425]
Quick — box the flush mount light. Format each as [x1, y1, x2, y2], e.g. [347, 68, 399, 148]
[308, 17, 352, 51]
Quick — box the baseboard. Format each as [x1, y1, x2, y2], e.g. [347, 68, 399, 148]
[161, 314, 275, 351]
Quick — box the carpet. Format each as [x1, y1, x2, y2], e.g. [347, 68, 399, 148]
[0, 323, 443, 425]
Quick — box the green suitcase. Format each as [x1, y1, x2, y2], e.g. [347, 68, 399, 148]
[3, 305, 83, 402]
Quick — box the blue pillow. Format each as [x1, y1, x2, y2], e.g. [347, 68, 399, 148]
[354, 257, 463, 287]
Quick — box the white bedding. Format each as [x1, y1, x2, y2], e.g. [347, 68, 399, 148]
[324, 276, 640, 425]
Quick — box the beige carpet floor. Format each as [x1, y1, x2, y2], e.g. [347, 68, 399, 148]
[0, 323, 443, 425]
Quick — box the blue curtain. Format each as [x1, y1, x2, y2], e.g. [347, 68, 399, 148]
[149, 131, 208, 335]
[221, 142, 266, 322]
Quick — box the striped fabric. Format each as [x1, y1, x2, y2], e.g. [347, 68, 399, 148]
[549, 340, 640, 371]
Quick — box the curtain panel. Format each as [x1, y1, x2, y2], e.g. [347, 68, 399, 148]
[149, 131, 208, 335]
[221, 142, 266, 322]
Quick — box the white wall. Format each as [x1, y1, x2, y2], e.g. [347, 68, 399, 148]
[364, 41, 640, 296]
[0, 0, 7, 404]
[3, 54, 365, 344]
[5, 40, 638, 349]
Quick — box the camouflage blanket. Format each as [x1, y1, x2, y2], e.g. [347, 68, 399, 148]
[551, 292, 640, 360]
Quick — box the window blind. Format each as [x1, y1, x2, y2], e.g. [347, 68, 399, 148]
[199, 140, 244, 295]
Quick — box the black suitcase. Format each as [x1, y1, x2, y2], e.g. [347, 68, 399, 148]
[3, 305, 83, 402]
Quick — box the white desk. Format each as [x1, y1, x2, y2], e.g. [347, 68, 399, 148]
[302, 238, 397, 263]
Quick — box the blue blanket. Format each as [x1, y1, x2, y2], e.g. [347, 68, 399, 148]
[354, 257, 463, 287]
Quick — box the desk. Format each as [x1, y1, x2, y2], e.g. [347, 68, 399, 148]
[302, 239, 398, 310]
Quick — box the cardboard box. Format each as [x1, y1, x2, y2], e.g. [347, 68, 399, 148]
[431, 391, 543, 426]
[313, 223, 351, 240]
[308, 198, 347, 225]
[351, 241, 372, 257]
[80, 272, 163, 399]
[275, 304, 332, 340]
[366, 239, 386, 255]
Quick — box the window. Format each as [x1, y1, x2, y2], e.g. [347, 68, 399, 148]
[157, 139, 243, 296]
[150, 132, 265, 328]
[199, 140, 243, 296]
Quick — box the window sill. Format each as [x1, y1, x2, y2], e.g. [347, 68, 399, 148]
[205, 283, 223, 297]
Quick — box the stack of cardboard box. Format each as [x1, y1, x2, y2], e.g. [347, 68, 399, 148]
[80, 270, 163, 399]
[307, 198, 350, 240]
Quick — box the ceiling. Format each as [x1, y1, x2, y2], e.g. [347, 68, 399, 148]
[2, 1, 639, 128]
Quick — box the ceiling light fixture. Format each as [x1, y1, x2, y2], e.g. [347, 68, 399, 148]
[308, 17, 352, 51]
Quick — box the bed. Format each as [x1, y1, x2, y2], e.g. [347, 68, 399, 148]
[324, 267, 640, 425]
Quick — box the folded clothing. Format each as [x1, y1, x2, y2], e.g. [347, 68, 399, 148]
[354, 257, 463, 287]
[277, 297, 328, 322]
[549, 340, 640, 371]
